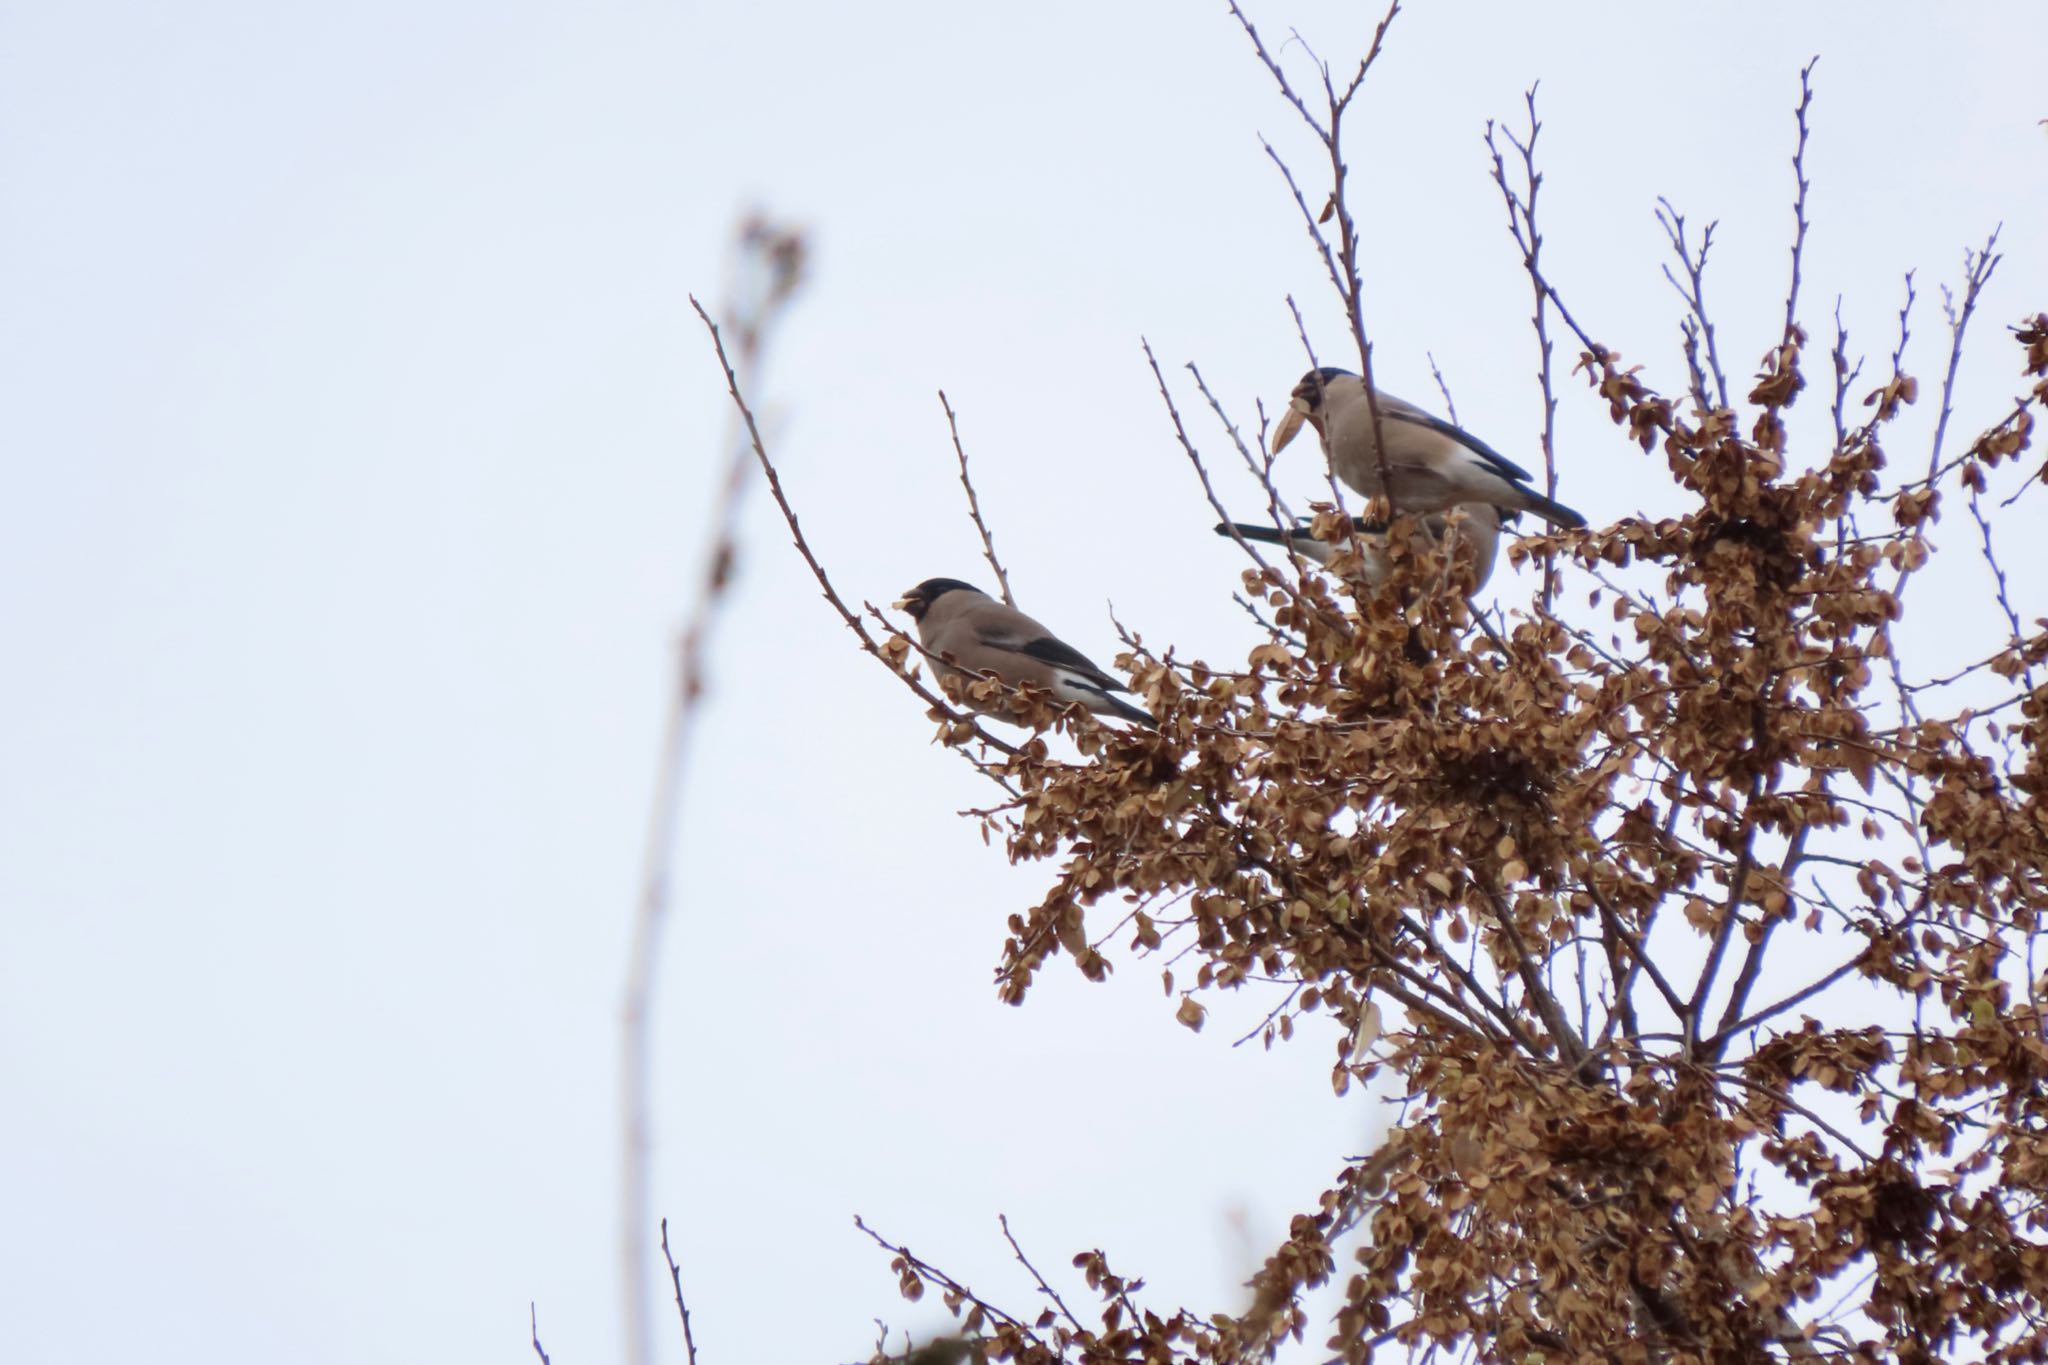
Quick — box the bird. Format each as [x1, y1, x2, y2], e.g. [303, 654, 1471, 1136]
[1269, 368, 1586, 529]
[892, 578, 1154, 726]
[1214, 501, 1503, 591]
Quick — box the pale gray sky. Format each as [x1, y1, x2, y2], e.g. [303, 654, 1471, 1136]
[4, 3, 2044, 1362]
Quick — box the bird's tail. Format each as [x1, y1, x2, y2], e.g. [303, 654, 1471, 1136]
[1214, 520, 1390, 565]
[1053, 671, 1158, 727]
[1215, 518, 1384, 543]
[1100, 694, 1157, 726]
[1217, 522, 1334, 566]
[1507, 487, 1587, 530]
[1216, 521, 1276, 544]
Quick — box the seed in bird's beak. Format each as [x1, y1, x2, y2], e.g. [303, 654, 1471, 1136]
[1271, 403, 1307, 454]
[891, 595, 918, 611]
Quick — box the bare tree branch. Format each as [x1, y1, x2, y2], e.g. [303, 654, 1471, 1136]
[1231, 0, 1405, 517]
[661, 1217, 702, 1365]
[530, 1303, 552, 1365]
[1781, 58, 1818, 347]
[940, 390, 1014, 608]
[1653, 198, 1731, 412]
[1487, 88, 1567, 607]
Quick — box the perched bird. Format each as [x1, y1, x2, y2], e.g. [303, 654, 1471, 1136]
[893, 578, 1154, 726]
[1214, 501, 1503, 591]
[1270, 368, 1586, 529]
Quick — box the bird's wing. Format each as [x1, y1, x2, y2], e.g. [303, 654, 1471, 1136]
[962, 609, 1130, 687]
[945, 599, 1123, 692]
[1378, 396, 1535, 484]
[999, 634, 1130, 695]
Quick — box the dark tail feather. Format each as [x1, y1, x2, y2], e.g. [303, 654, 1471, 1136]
[1214, 521, 1372, 565]
[1086, 688, 1156, 727]
[1215, 521, 1291, 548]
[1214, 518, 1384, 546]
[1510, 488, 1587, 530]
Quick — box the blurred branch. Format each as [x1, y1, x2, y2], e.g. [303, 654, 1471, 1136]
[623, 216, 806, 1365]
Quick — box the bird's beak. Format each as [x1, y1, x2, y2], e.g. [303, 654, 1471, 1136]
[1271, 398, 1309, 453]
[891, 592, 920, 612]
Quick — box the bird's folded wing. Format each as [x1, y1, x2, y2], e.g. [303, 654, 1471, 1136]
[1382, 405, 1534, 484]
[987, 631, 1127, 693]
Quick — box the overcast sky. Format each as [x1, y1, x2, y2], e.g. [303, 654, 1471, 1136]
[5, 2, 2045, 1362]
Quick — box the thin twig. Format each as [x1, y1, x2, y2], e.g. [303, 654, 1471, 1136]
[1144, 339, 1274, 577]
[1477, 883, 1587, 1067]
[1652, 198, 1730, 412]
[1587, 885, 1689, 1020]
[1707, 823, 1813, 1055]
[1231, 1, 1404, 517]
[1781, 59, 1818, 348]
[999, 1214, 1086, 1334]
[1686, 772, 1768, 1054]
[1232, 591, 1304, 647]
[1487, 89, 1565, 608]
[853, 1216, 1043, 1345]
[1967, 478, 2036, 691]
[940, 391, 1014, 607]
[1426, 351, 1459, 427]
[661, 1217, 702, 1365]
[1722, 1073, 1878, 1163]
[530, 1303, 553, 1365]
[1186, 361, 1298, 532]
[1703, 943, 1875, 1057]
[1922, 229, 2003, 487]
[1285, 295, 1365, 521]
[1827, 297, 1862, 465]
[1392, 910, 1535, 1047]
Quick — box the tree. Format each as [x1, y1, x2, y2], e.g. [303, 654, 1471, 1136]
[698, 7, 2048, 1361]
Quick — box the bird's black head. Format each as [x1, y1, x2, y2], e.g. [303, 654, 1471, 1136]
[1290, 367, 1356, 411]
[894, 577, 985, 621]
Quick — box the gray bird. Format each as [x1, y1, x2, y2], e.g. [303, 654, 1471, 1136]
[1214, 501, 1504, 591]
[893, 578, 1154, 726]
[1270, 368, 1586, 529]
